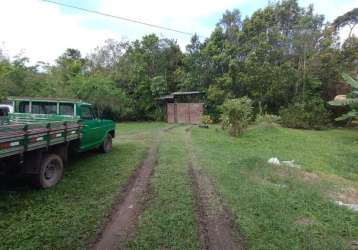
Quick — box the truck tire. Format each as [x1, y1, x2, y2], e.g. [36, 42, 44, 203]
[100, 133, 113, 153]
[32, 154, 64, 188]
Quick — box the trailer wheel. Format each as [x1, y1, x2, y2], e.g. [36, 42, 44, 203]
[33, 154, 64, 188]
[100, 133, 113, 153]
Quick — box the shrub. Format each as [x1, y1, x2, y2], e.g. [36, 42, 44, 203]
[255, 114, 281, 125]
[279, 99, 331, 129]
[220, 97, 253, 136]
[201, 115, 213, 125]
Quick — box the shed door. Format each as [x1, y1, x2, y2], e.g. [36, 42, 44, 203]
[167, 103, 203, 124]
[176, 103, 189, 123]
[188, 103, 203, 124]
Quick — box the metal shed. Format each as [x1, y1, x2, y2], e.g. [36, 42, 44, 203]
[159, 91, 204, 124]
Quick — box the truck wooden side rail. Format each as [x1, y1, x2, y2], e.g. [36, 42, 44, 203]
[0, 118, 81, 158]
[0, 113, 82, 188]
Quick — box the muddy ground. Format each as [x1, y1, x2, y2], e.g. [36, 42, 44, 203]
[91, 126, 244, 250]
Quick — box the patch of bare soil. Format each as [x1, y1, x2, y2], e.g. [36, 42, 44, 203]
[186, 129, 245, 250]
[295, 217, 314, 226]
[329, 187, 358, 204]
[118, 131, 150, 140]
[163, 124, 181, 132]
[270, 166, 321, 184]
[190, 165, 245, 250]
[91, 143, 159, 250]
[349, 240, 358, 250]
[298, 171, 320, 183]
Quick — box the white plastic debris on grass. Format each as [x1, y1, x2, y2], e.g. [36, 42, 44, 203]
[268, 157, 280, 165]
[335, 201, 358, 212]
[282, 160, 301, 168]
[272, 183, 287, 188]
[268, 158, 301, 168]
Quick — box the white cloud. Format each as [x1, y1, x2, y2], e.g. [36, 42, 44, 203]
[300, 0, 356, 22]
[0, 0, 356, 65]
[0, 0, 116, 64]
[0, 0, 246, 64]
[299, 0, 358, 41]
[97, 0, 246, 49]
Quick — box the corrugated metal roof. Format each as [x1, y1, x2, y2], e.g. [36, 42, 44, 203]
[158, 95, 174, 100]
[158, 91, 204, 100]
[171, 91, 203, 96]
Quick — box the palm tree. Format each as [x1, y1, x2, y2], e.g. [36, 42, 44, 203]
[329, 73, 358, 122]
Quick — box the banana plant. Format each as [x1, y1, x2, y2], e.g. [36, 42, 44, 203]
[329, 73, 358, 121]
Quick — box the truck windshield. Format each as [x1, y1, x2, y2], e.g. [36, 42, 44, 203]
[80, 106, 95, 120]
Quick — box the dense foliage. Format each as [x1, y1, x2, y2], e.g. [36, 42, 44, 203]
[279, 98, 331, 129]
[0, 0, 357, 123]
[255, 113, 281, 125]
[329, 73, 358, 121]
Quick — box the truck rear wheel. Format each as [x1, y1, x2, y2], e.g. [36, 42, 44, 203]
[100, 133, 113, 153]
[32, 154, 64, 188]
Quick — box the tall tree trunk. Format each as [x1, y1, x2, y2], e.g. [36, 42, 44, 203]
[348, 23, 356, 38]
[302, 47, 306, 103]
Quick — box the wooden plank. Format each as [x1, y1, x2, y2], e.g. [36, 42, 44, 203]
[0, 118, 81, 159]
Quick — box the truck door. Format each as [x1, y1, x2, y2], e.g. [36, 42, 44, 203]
[79, 105, 102, 151]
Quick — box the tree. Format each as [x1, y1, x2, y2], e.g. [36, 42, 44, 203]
[340, 37, 358, 76]
[88, 39, 128, 73]
[0, 1, 356, 123]
[72, 74, 130, 119]
[333, 8, 358, 38]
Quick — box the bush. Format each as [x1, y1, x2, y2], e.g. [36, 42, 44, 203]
[279, 99, 331, 129]
[220, 97, 253, 136]
[255, 114, 281, 125]
[201, 115, 213, 125]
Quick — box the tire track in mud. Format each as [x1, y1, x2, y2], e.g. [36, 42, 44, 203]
[91, 126, 176, 250]
[91, 143, 158, 250]
[186, 128, 246, 250]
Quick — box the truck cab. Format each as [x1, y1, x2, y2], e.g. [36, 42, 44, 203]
[9, 97, 115, 153]
[0, 104, 13, 117]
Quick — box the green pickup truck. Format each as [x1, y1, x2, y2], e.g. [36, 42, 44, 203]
[0, 97, 116, 188]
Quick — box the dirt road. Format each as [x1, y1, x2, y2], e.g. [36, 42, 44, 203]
[91, 126, 244, 249]
[92, 143, 158, 250]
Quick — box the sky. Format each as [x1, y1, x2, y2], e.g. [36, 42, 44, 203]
[0, 0, 357, 64]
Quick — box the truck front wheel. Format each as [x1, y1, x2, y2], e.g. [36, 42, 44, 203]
[100, 133, 113, 153]
[32, 154, 64, 188]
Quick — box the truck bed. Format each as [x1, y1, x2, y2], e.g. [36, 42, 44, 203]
[0, 113, 81, 159]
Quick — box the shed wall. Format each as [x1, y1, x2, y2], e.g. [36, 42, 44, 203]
[166, 103, 203, 124]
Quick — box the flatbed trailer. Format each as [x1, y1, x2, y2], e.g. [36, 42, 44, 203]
[0, 113, 82, 188]
[0, 114, 81, 157]
[0, 97, 116, 188]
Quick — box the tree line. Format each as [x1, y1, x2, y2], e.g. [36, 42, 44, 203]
[0, 0, 357, 123]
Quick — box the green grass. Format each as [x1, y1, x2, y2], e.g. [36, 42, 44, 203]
[191, 125, 358, 249]
[1, 122, 357, 249]
[127, 127, 200, 249]
[117, 121, 171, 136]
[0, 122, 166, 250]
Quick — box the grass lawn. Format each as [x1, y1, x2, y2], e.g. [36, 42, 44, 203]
[191, 124, 358, 249]
[0, 122, 357, 249]
[0, 122, 166, 250]
[127, 127, 201, 249]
